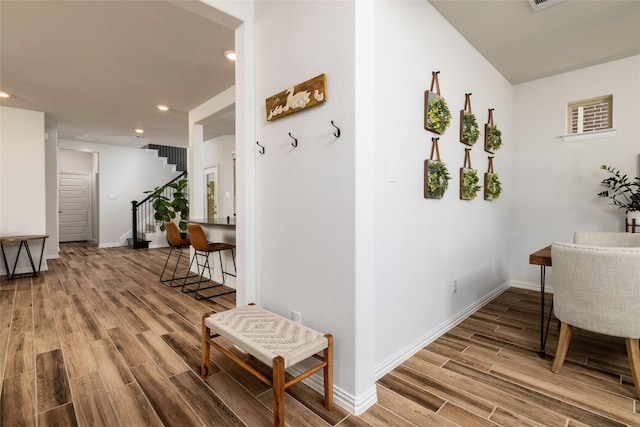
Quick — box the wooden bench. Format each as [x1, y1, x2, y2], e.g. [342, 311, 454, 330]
[201, 305, 333, 426]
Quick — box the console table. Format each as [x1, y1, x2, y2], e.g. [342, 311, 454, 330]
[0, 235, 48, 280]
[529, 245, 553, 358]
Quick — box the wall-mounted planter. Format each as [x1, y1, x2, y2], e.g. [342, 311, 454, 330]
[424, 159, 451, 199]
[484, 157, 502, 200]
[424, 71, 451, 135]
[424, 137, 451, 199]
[484, 109, 502, 153]
[460, 149, 481, 200]
[460, 93, 479, 146]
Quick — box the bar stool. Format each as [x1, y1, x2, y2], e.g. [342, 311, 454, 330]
[183, 224, 236, 300]
[160, 222, 199, 287]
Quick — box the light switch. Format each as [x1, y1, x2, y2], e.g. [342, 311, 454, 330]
[388, 163, 398, 182]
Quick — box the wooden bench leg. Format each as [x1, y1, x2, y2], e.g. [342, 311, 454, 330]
[201, 316, 211, 378]
[273, 356, 285, 427]
[324, 334, 334, 410]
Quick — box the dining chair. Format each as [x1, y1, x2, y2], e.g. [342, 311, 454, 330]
[573, 231, 640, 247]
[550, 242, 640, 399]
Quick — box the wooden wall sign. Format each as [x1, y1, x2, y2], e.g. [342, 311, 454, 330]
[266, 74, 327, 121]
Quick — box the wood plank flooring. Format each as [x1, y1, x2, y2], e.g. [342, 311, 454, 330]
[1, 242, 639, 426]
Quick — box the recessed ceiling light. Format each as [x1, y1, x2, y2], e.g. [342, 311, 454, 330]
[156, 104, 169, 111]
[224, 50, 236, 61]
[0, 91, 11, 98]
[135, 128, 144, 134]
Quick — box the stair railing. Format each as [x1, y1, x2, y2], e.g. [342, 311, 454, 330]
[131, 171, 188, 249]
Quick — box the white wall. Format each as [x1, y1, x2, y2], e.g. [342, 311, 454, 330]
[203, 135, 236, 218]
[45, 129, 60, 258]
[510, 55, 640, 287]
[0, 106, 48, 275]
[372, 1, 515, 377]
[253, 0, 362, 410]
[58, 140, 181, 247]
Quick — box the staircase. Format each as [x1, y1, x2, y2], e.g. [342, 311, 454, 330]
[131, 145, 189, 249]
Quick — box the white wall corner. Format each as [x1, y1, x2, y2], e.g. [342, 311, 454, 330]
[374, 282, 511, 380]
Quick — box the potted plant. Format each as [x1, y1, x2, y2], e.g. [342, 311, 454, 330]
[460, 112, 480, 146]
[144, 178, 190, 232]
[424, 160, 452, 199]
[425, 95, 452, 135]
[460, 168, 481, 200]
[484, 172, 502, 200]
[597, 165, 640, 223]
[485, 125, 502, 152]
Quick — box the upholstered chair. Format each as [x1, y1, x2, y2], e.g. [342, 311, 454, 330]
[573, 231, 640, 247]
[550, 242, 640, 399]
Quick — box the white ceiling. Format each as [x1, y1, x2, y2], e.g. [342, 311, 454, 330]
[0, 0, 235, 148]
[1, 1, 638, 149]
[428, 0, 640, 84]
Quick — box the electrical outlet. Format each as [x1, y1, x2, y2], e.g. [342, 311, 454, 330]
[291, 311, 301, 324]
[452, 279, 458, 294]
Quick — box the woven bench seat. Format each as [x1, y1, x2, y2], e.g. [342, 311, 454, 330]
[202, 305, 333, 427]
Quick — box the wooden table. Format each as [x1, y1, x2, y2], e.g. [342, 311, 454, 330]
[529, 245, 553, 358]
[0, 235, 48, 280]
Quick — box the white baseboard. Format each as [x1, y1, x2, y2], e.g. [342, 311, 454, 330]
[99, 242, 126, 248]
[285, 365, 378, 416]
[0, 264, 49, 277]
[510, 279, 553, 293]
[374, 282, 511, 381]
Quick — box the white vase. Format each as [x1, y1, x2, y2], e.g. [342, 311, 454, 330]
[627, 211, 640, 230]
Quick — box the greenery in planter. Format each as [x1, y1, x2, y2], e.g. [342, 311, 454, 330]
[485, 125, 502, 152]
[460, 168, 481, 200]
[426, 95, 452, 135]
[461, 112, 480, 145]
[484, 172, 502, 200]
[597, 165, 640, 212]
[144, 178, 190, 231]
[425, 160, 452, 199]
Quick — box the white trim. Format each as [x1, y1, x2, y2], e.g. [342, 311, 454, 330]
[510, 279, 554, 293]
[373, 282, 511, 380]
[284, 366, 377, 416]
[559, 128, 618, 142]
[99, 242, 126, 248]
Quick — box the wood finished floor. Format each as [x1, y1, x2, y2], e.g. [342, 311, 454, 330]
[1, 242, 639, 426]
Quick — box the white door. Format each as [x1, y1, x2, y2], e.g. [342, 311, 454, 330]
[59, 173, 91, 242]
